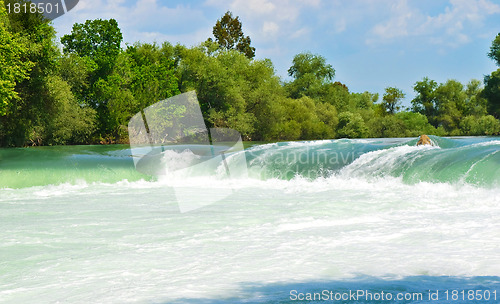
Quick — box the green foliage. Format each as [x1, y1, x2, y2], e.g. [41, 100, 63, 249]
[288, 52, 335, 82]
[483, 69, 500, 118]
[327, 82, 350, 112]
[178, 45, 277, 139]
[483, 33, 500, 119]
[0, 0, 66, 146]
[349, 91, 378, 112]
[411, 77, 438, 123]
[0, 0, 33, 115]
[210, 11, 255, 59]
[367, 115, 405, 138]
[59, 53, 97, 103]
[410, 77, 497, 136]
[286, 52, 335, 100]
[433, 79, 466, 133]
[366, 111, 439, 138]
[395, 112, 439, 137]
[460, 115, 500, 135]
[2, 13, 500, 147]
[465, 79, 488, 116]
[488, 33, 500, 67]
[61, 18, 124, 140]
[337, 112, 367, 138]
[272, 97, 337, 140]
[97, 42, 180, 141]
[382, 87, 405, 114]
[43, 75, 96, 144]
[61, 19, 122, 78]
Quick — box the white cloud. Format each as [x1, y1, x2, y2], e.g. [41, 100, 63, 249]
[204, 0, 322, 42]
[368, 0, 500, 47]
[231, 0, 276, 15]
[53, 0, 210, 46]
[371, 1, 413, 39]
[290, 27, 310, 39]
[262, 21, 279, 37]
[205, 0, 320, 21]
[333, 18, 346, 34]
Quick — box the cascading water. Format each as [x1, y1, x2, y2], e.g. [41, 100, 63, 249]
[1, 136, 499, 303]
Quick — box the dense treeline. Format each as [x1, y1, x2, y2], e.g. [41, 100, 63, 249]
[1, 6, 500, 147]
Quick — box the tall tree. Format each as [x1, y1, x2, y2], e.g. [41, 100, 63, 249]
[61, 19, 122, 79]
[484, 34, 500, 118]
[488, 33, 500, 66]
[433, 79, 466, 133]
[288, 52, 335, 83]
[1, 1, 96, 146]
[382, 87, 405, 114]
[210, 11, 255, 59]
[0, 0, 33, 116]
[411, 77, 438, 125]
[97, 42, 180, 140]
[1, 0, 61, 145]
[286, 52, 335, 100]
[464, 79, 488, 116]
[61, 19, 123, 138]
[483, 69, 500, 118]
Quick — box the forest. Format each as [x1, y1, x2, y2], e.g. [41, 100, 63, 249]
[1, 2, 500, 147]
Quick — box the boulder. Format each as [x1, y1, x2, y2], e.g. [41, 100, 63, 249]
[417, 134, 432, 146]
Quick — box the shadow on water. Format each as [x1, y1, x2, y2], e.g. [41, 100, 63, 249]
[164, 275, 500, 304]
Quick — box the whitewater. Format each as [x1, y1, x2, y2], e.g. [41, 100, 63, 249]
[1, 136, 499, 303]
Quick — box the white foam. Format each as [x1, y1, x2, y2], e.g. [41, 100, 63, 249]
[339, 144, 437, 179]
[1, 170, 500, 303]
[2, 139, 500, 302]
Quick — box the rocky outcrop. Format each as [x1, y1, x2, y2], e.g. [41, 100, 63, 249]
[417, 134, 432, 146]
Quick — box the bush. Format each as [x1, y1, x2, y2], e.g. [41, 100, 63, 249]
[461, 115, 500, 135]
[337, 112, 368, 138]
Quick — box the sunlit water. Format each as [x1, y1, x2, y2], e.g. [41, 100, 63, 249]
[1, 137, 499, 303]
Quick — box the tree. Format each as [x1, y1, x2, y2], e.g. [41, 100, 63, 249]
[484, 34, 500, 118]
[464, 79, 488, 116]
[178, 44, 282, 139]
[483, 69, 500, 118]
[288, 52, 335, 83]
[0, 0, 33, 116]
[460, 115, 500, 135]
[59, 53, 97, 103]
[0, 0, 66, 146]
[396, 112, 438, 137]
[272, 96, 337, 140]
[286, 52, 335, 99]
[211, 11, 255, 59]
[411, 77, 438, 124]
[433, 79, 466, 133]
[382, 87, 405, 114]
[61, 18, 123, 107]
[97, 42, 180, 140]
[42, 75, 96, 144]
[488, 33, 500, 66]
[327, 81, 350, 112]
[336, 112, 367, 138]
[61, 19, 122, 79]
[61, 18, 123, 139]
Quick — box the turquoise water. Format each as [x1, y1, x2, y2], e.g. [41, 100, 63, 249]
[0, 137, 499, 303]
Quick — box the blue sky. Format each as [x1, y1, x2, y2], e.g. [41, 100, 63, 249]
[53, 0, 500, 106]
